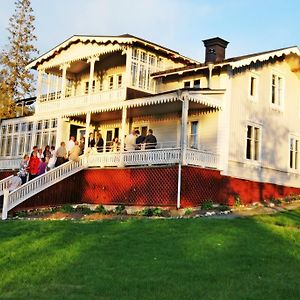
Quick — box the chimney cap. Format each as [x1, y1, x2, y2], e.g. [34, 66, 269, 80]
[202, 37, 229, 48]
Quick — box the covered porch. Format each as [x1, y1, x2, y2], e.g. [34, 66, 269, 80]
[64, 89, 223, 169]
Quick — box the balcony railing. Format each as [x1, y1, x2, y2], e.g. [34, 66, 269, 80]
[36, 88, 126, 114]
[0, 148, 219, 170]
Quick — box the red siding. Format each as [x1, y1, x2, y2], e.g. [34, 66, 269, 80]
[13, 166, 300, 210]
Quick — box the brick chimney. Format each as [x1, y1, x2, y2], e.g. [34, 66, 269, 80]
[202, 37, 229, 63]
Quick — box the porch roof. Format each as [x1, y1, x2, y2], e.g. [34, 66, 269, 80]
[63, 89, 223, 120]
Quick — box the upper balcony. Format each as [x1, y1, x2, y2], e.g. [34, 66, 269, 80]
[36, 87, 127, 116]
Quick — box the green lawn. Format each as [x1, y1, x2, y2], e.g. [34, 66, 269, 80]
[0, 209, 299, 300]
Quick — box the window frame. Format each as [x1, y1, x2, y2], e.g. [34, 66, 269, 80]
[270, 71, 285, 111]
[245, 123, 262, 163]
[248, 72, 259, 102]
[289, 134, 300, 172]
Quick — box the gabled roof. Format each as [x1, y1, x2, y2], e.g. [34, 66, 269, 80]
[152, 46, 300, 78]
[27, 34, 198, 70]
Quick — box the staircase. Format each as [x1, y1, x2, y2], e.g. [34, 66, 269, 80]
[1, 156, 87, 220]
[0, 175, 13, 197]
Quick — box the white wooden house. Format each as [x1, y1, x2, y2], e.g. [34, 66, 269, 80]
[1, 34, 300, 217]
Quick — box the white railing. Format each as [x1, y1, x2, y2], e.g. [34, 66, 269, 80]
[36, 88, 126, 114]
[124, 148, 181, 165]
[88, 148, 181, 167]
[0, 175, 13, 196]
[1, 156, 87, 220]
[185, 148, 219, 169]
[0, 158, 21, 170]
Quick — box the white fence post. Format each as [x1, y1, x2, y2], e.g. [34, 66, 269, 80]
[2, 189, 9, 220]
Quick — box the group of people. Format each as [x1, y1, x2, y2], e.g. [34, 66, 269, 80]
[87, 129, 157, 152]
[8, 130, 157, 191]
[11, 136, 82, 189]
[125, 129, 157, 151]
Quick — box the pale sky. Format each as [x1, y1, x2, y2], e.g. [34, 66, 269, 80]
[0, 0, 300, 62]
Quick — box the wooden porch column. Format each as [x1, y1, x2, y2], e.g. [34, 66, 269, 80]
[118, 105, 127, 167]
[55, 117, 63, 149]
[36, 68, 44, 102]
[181, 97, 189, 165]
[84, 111, 91, 154]
[60, 63, 70, 100]
[87, 56, 99, 95]
[120, 105, 127, 152]
[124, 47, 132, 86]
[46, 73, 51, 101]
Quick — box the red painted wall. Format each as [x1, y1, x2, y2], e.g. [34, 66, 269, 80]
[13, 166, 300, 211]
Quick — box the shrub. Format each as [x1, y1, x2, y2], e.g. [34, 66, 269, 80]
[152, 207, 162, 216]
[201, 200, 213, 210]
[270, 197, 282, 206]
[234, 195, 242, 207]
[184, 208, 193, 215]
[15, 210, 28, 218]
[94, 205, 107, 214]
[75, 205, 93, 215]
[218, 204, 230, 212]
[115, 204, 126, 215]
[60, 204, 75, 213]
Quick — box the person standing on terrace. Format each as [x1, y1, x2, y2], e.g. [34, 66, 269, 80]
[125, 130, 137, 151]
[55, 142, 67, 167]
[28, 151, 40, 180]
[144, 129, 157, 149]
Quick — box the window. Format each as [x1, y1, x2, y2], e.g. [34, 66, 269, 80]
[271, 74, 283, 108]
[184, 81, 191, 88]
[108, 76, 114, 89]
[117, 75, 122, 88]
[132, 49, 139, 60]
[140, 51, 147, 63]
[190, 121, 199, 148]
[139, 65, 146, 89]
[149, 54, 156, 66]
[131, 62, 138, 86]
[193, 79, 200, 89]
[99, 78, 103, 91]
[246, 125, 261, 161]
[250, 77, 256, 96]
[290, 137, 300, 170]
[92, 80, 95, 93]
[85, 82, 89, 94]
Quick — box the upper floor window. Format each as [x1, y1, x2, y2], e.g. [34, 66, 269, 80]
[246, 124, 261, 161]
[117, 75, 122, 88]
[289, 136, 300, 170]
[193, 79, 200, 89]
[184, 81, 191, 88]
[149, 54, 156, 66]
[85, 82, 89, 94]
[271, 73, 284, 109]
[249, 73, 259, 101]
[108, 76, 114, 89]
[140, 51, 147, 63]
[132, 49, 139, 61]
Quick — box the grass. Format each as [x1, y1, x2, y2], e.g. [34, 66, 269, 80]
[0, 209, 299, 300]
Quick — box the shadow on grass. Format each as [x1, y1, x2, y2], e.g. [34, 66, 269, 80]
[0, 210, 299, 300]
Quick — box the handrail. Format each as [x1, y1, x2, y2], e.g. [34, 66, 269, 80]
[88, 148, 181, 167]
[0, 175, 13, 196]
[2, 156, 87, 220]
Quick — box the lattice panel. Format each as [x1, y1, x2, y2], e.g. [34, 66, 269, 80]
[12, 166, 300, 211]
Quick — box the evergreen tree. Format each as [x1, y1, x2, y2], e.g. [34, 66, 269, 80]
[0, 0, 38, 105]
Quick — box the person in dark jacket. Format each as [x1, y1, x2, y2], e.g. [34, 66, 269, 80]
[144, 129, 157, 149]
[96, 133, 104, 152]
[135, 130, 145, 150]
[88, 132, 95, 148]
